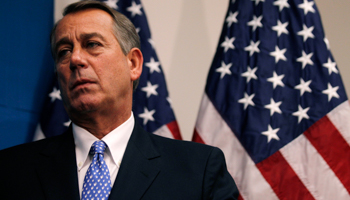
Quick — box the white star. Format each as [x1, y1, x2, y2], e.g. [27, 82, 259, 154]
[145, 57, 161, 73]
[105, 0, 118, 9]
[141, 81, 159, 98]
[298, 0, 315, 15]
[216, 61, 232, 79]
[273, 0, 290, 11]
[148, 38, 155, 49]
[272, 20, 289, 37]
[226, 11, 239, 27]
[252, 0, 265, 5]
[295, 78, 312, 96]
[63, 120, 71, 127]
[324, 37, 330, 50]
[238, 93, 255, 110]
[322, 83, 339, 101]
[127, 1, 142, 17]
[49, 87, 61, 102]
[265, 98, 282, 116]
[135, 27, 141, 34]
[292, 105, 310, 123]
[270, 46, 287, 63]
[241, 66, 258, 83]
[262, 125, 280, 143]
[323, 58, 338, 75]
[247, 15, 263, 31]
[297, 50, 313, 69]
[244, 40, 260, 56]
[138, 107, 155, 125]
[221, 36, 235, 52]
[267, 71, 284, 89]
[297, 24, 314, 42]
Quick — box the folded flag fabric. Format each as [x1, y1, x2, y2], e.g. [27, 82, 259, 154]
[193, 0, 350, 199]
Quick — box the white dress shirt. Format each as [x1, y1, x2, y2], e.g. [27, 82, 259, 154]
[73, 113, 134, 198]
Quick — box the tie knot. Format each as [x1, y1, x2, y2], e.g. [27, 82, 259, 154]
[89, 140, 107, 155]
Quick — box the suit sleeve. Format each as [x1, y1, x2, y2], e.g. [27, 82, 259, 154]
[202, 147, 239, 200]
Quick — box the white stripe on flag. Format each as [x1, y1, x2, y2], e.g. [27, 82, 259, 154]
[154, 124, 175, 139]
[280, 133, 349, 200]
[195, 94, 279, 200]
[328, 100, 350, 146]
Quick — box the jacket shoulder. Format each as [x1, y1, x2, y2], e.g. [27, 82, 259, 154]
[148, 132, 222, 162]
[0, 132, 69, 160]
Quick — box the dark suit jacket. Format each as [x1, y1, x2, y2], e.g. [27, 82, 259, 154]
[0, 121, 239, 199]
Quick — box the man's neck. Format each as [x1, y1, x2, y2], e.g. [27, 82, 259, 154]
[70, 110, 132, 139]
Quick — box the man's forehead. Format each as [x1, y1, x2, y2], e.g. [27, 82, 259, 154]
[57, 9, 112, 30]
[55, 9, 114, 41]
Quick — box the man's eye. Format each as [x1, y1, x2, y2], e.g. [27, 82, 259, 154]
[57, 49, 70, 60]
[87, 42, 100, 48]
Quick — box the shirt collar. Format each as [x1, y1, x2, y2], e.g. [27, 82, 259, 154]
[73, 112, 134, 170]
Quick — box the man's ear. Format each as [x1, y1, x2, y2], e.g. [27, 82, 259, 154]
[127, 48, 143, 81]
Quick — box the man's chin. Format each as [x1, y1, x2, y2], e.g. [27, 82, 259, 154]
[69, 100, 100, 114]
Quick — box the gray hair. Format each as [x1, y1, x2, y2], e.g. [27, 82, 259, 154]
[50, 0, 141, 90]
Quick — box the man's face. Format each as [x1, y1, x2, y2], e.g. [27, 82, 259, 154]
[54, 9, 136, 117]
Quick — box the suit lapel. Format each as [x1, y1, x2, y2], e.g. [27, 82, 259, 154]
[36, 127, 80, 199]
[109, 121, 161, 200]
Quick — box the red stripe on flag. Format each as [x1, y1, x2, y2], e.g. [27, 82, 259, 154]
[166, 120, 183, 140]
[257, 151, 315, 200]
[192, 129, 205, 144]
[304, 116, 350, 194]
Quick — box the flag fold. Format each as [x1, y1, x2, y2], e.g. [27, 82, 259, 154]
[193, 0, 350, 199]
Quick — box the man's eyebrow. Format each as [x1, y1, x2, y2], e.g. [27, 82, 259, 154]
[54, 33, 106, 53]
[54, 37, 72, 53]
[80, 32, 106, 42]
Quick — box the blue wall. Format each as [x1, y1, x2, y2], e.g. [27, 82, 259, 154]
[0, 0, 55, 150]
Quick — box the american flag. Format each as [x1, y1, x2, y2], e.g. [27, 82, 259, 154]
[34, 0, 182, 140]
[193, 0, 350, 199]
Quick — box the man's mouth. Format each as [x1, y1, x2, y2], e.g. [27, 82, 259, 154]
[71, 78, 96, 90]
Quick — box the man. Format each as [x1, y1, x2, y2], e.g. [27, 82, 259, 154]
[0, 1, 239, 199]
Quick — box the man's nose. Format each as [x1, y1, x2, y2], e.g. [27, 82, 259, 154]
[69, 47, 88, 71]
